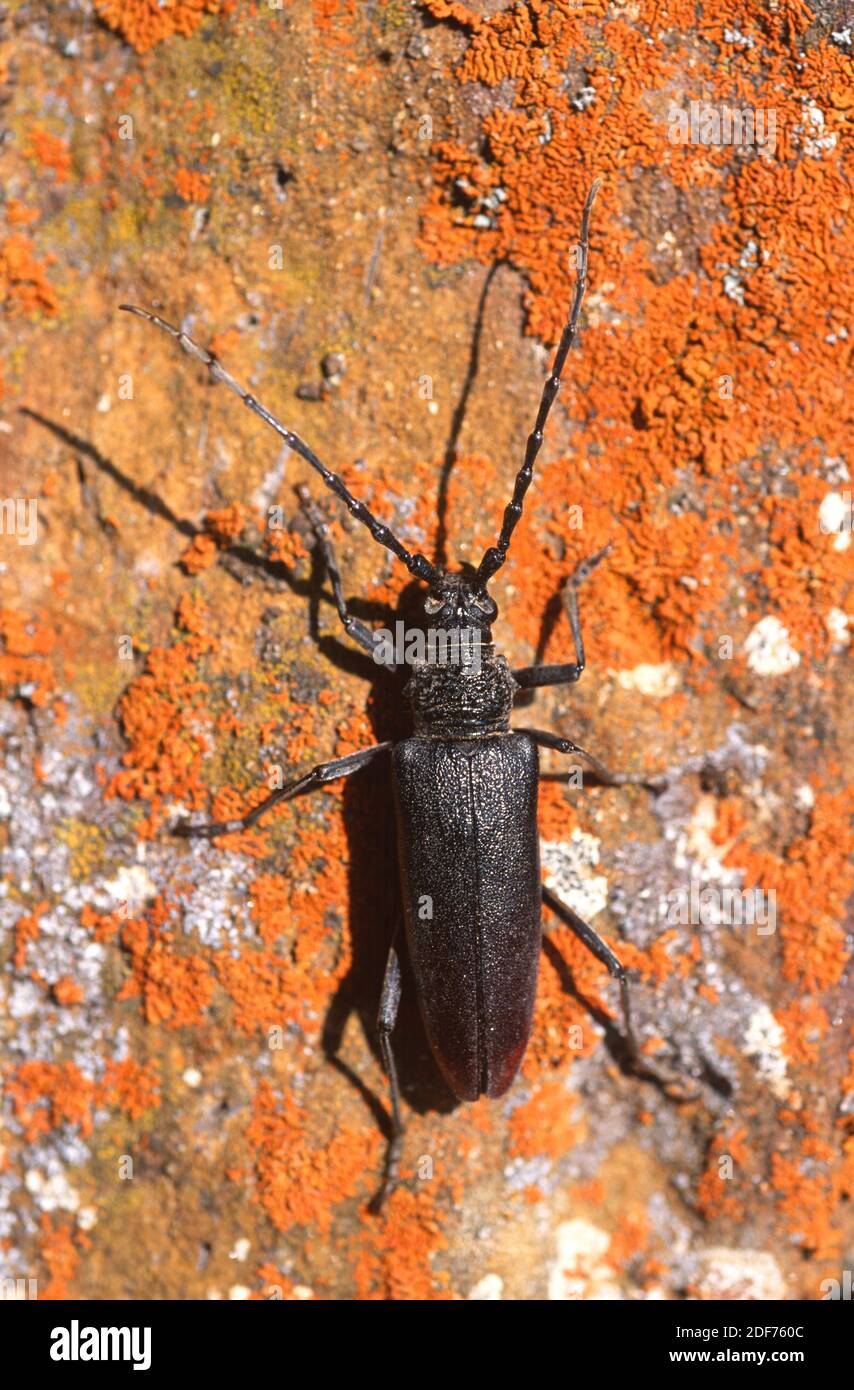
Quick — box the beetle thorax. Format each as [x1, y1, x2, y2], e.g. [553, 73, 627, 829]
[403, 649, 516, 738]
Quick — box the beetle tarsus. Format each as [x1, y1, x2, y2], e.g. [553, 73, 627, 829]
[172, 818, 236, 839]
[369, 1133, 402, 1216]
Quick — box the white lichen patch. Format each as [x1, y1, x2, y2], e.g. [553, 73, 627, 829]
[101, 863, 158, 915]
[468, 1273, 504, 1300]
[179, 860, 254, 948]
[24, 1168, 80, 1214]
[744, 616, 800, 675]
[548, 1219, 622, 1300]
[667, 793, 748, 911]
[796, 101, 838, 159]
[744, 1005, 790, 1100]
[615, 661, 681, 697]
[680, 794, 735, 877]
[818, 491, 852, 551]
[826, 607, 850, 646]
[795, 784, 815, 810]
[693, 1247, 786, 1300]
[541, 831, 608, 920]
[9, 979, 43, 1020]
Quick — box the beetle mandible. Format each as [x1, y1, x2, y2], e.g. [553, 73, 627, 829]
[121, 181, 693, 1209]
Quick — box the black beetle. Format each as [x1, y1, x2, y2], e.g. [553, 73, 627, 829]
[120, 181, 691, 1208]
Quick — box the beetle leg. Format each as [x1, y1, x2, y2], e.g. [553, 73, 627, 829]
[517, 726, 664, 792]
[370, 933, 405, 1214]
[542, 886, 697, 1101]
[172, 742, 392, 838]
[512, 543, 611, 690]
[297, 484, 389, 661]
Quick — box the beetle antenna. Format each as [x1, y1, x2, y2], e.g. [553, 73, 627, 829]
[476, 179, 599, 588]
[119, 304, 439, 585]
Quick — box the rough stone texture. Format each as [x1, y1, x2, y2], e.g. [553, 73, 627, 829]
[0, 1, 851, 1301]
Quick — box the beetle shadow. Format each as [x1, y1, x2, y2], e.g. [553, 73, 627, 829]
[433, 261, 500, 571]
[20, 406, 393, 676]
[511, 587, 565, 712]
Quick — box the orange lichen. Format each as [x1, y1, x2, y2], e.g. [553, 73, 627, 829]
[696, 1127, 751, 1222]
[175, 167, 211, 204]
[215, 803, 356, 1032]
[178, 506, 247, 572]
[724, 789, 853, 993]
[538, 779, 581, 841]
[52, 977, 85, 1007]
[7, 1062, 96, 1141]
[26, 125, 71, 184]
[420, 0, 481, 25]
[101, 1058, 161, 1120]
[80, 904, 125, 943]
[0, 234, 59, 317]
[246, 1080, 379, 1235]
[94, 0, 227, 54]
[771, 1142, 848, 1260]
[0, 610, 57, 708]
[216, 950, 301, 1036]
[508, 1078, 582, 1160]
[118, 917, 215, 1029]
[39, 1217, 80, 1300]
[352, 1188, 451, 1300]
[107, 595, 218, 832]
[246, 873, 290, 948]
[179, 533, 219, 574]
[13, 900, 49, 971]
[311, 0, 358, 50]
[5, 199, 40, 229]
[203, 503, 246, 544]
[777, 999, 830, 1069]
[418, 1, 852, 669]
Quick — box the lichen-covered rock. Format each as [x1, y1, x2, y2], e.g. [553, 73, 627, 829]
[0, 0, 850, 1301]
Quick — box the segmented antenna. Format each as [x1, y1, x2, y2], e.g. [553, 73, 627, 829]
[119, 304, 439, 585]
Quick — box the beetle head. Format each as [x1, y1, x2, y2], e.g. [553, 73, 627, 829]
[423, 566, 498, 635]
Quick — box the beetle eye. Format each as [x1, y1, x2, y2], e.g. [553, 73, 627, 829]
[470, 592, 495, 616]
[424, 594, 444, 615]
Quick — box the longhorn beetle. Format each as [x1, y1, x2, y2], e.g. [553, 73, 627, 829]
[121, 181, 693, 1209]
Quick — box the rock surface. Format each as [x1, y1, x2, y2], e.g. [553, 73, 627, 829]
[0, 1, 851, 1301]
